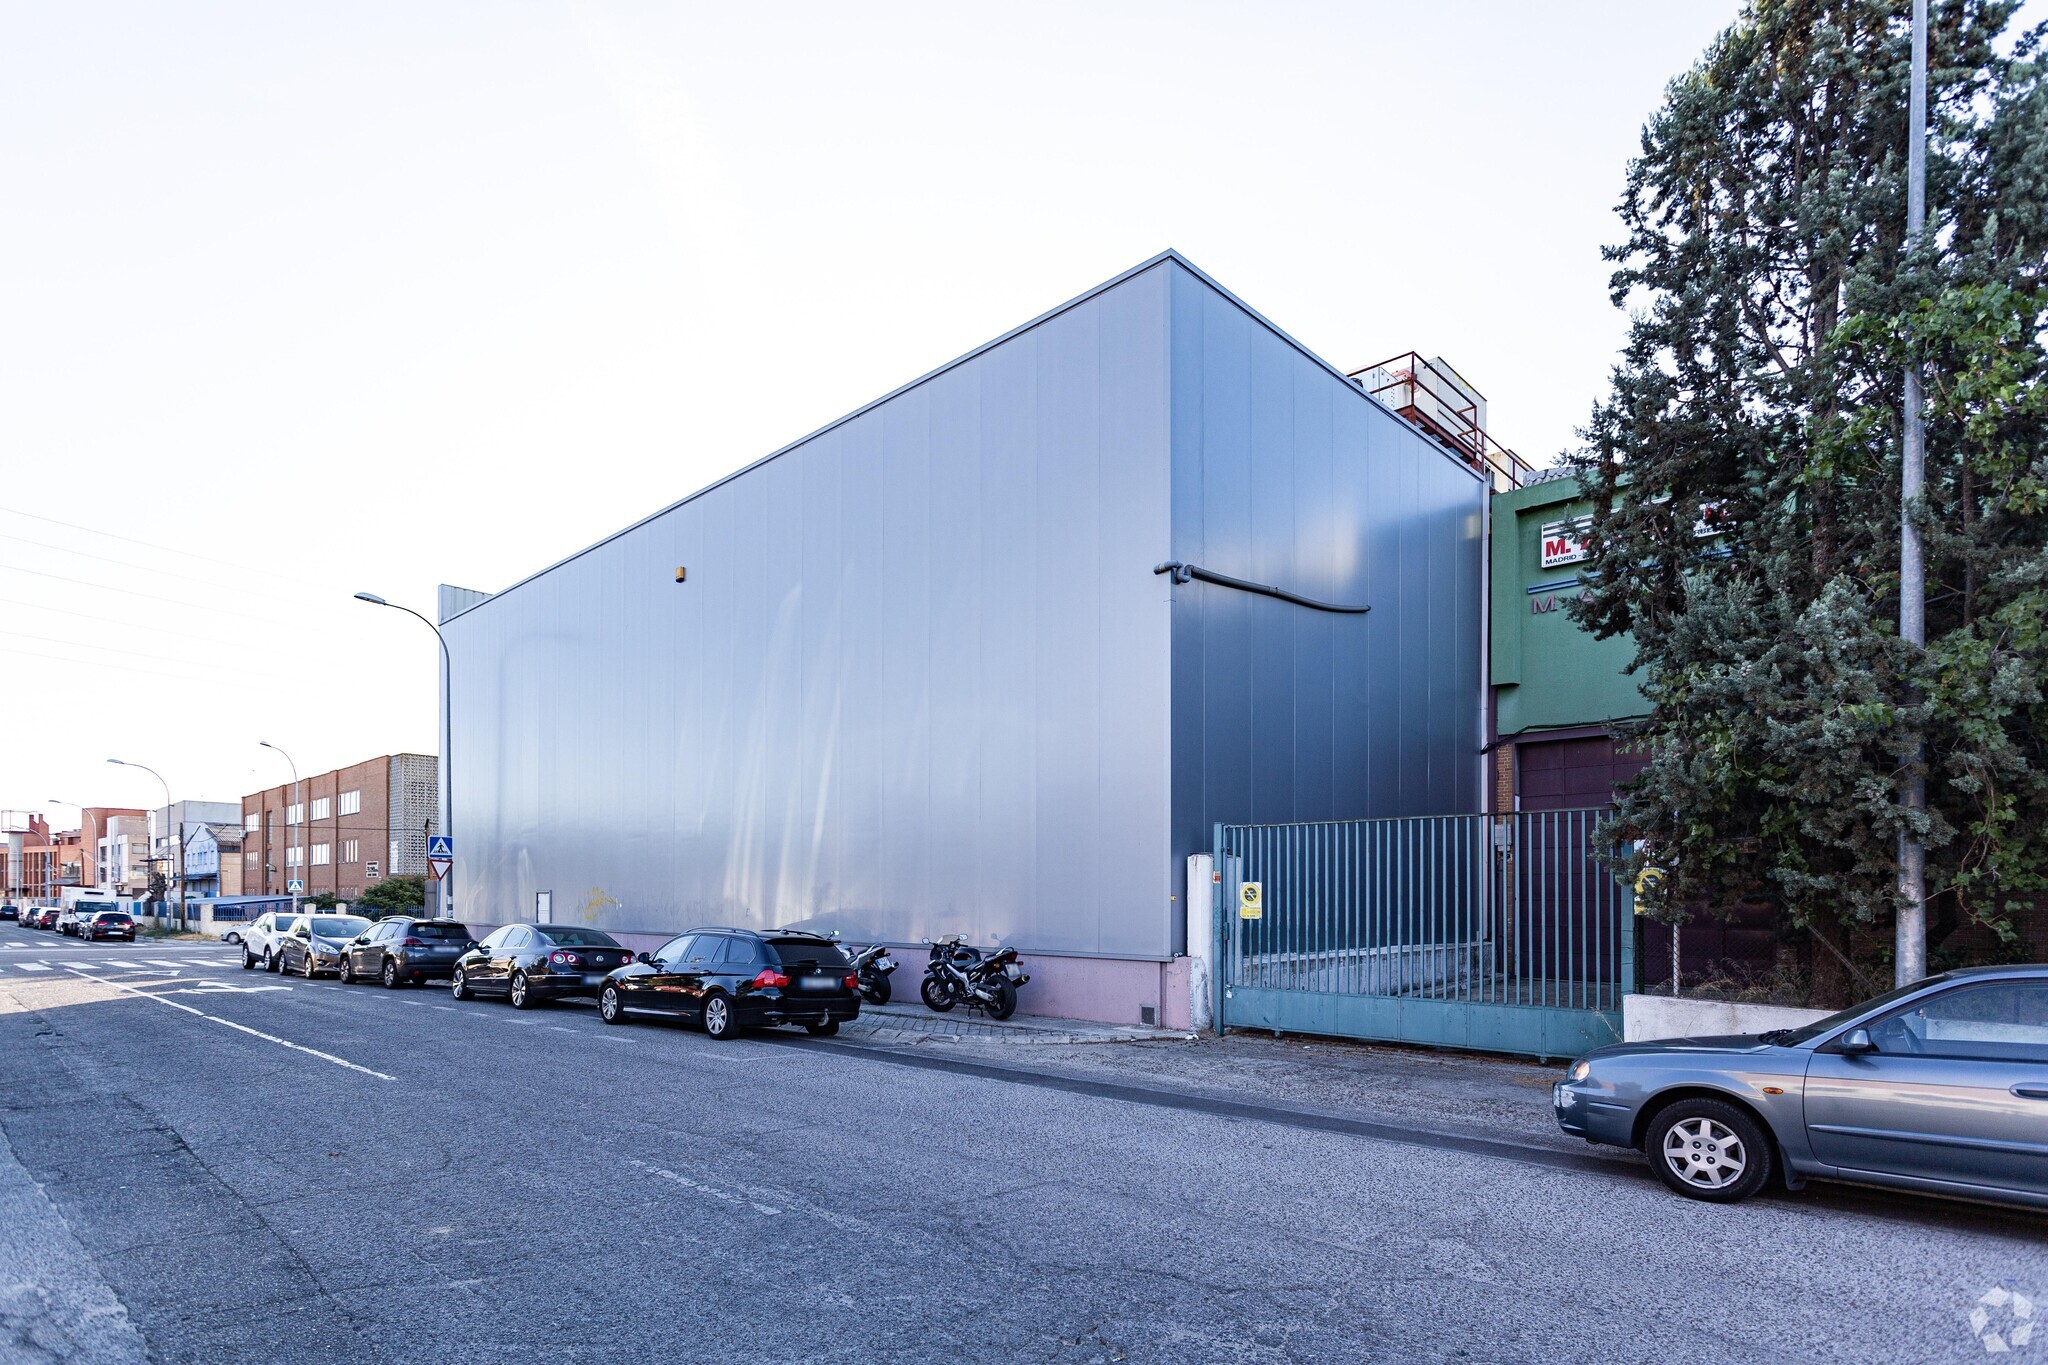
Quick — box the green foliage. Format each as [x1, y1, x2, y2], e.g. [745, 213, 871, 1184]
[307, 891, 341, 911]
[355, 875, 428, 916]
[1569, 0, 2048, 960]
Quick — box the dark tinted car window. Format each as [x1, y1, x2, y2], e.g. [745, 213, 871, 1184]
[480, 927, 512, 950]
[409, 922, 472, 940]
[706, 936, 744, 965]
[1871, 982, 2048, 1063]
[768, 938, 848, 968]
[537, 927, 621, 947]
[725, 938, 771, 968]
[655, 935, 695, 964]
[93, 913, 133, 924]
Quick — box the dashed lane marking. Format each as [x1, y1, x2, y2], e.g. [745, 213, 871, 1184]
[627, 1159, 781, 1217]
[63, 968, 393, 1081]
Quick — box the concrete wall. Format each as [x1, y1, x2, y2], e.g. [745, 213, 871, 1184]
[1488, 476, 1646, 738]
[1621, 993, 1828, 1042]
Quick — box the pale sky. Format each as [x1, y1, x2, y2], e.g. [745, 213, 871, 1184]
[3, 0, 1760, 816]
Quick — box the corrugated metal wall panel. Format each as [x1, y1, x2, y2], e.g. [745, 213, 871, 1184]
[1165, 261, 1485, 949]
[445, 263, 1177, 956]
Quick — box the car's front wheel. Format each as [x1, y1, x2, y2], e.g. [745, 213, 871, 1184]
[599, 984, 628, 1025]
[241, 947, 256, 971]
[337, 956, 354, 985]
[1646, 1098, 1773, 1203]
[451, 966, 473, 1001]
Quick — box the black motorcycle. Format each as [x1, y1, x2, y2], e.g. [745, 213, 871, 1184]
[918, 936, 1029, 1021]
[846, 941, 899, 1005]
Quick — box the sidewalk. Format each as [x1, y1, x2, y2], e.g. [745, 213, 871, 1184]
[840, 999, 1588, 1157]
[843, 1000, 1197, 1046]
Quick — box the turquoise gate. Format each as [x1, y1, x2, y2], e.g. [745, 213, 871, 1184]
[1213, 809, 1636, 1059]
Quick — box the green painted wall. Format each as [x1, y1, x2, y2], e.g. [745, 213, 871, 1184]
[1490, 477, 1646, 736]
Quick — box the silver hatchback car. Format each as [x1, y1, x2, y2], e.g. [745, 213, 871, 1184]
[1555, 964, 2048, 1208]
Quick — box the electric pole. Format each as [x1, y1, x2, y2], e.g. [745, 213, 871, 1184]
[1896, 0, 1929, 986]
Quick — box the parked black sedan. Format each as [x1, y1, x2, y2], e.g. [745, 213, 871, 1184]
[339, 917, 478, 988]
[597, 928, 861, 1039]
[450, 923, 635, 1009]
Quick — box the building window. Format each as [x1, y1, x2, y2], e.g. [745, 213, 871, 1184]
[286, 846, 303, 868]
[286, 803, 302, 826]
[311, 843, 331, 867]
[339, 790, 361, 816]
[311, 797, 331, 821]
[244, 812, 260, 832]
[341, 839, 359, 864]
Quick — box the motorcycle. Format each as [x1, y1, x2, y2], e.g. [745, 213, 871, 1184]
[918, 936, 1029, 1021]
[846, 941, 899, 1006]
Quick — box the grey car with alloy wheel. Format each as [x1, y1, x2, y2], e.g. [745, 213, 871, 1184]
[339, 918, 478, 987]
[276, 914, 373, 978]
[1555, 964, 2048, 1209]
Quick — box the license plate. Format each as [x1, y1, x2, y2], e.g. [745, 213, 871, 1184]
[798, 976, 837, 992]
[877, 956, 896, 972]
[582, 973, 607, 985]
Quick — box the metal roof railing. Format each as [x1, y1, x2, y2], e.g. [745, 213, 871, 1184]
[1349, 352, 1539, 491]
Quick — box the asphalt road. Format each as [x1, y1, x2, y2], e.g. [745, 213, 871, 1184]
[1, 929, 2042, 1364]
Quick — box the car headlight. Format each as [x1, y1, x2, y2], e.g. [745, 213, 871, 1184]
[1567, 1059, 1591, 1083]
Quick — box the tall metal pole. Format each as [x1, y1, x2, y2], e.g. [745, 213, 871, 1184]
[260, 742, 301, 916]
[107, 760, 180, 930]
[1896, 0, 1929, 987]
[354, 594, 452, 917]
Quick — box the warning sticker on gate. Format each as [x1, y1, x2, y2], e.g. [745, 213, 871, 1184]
[1238, 882, 1263, 919]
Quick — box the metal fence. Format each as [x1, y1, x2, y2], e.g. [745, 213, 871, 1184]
[1214, 808, 1635, 1058]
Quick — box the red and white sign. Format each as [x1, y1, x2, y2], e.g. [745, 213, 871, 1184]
[1539, 517, 1591, 568]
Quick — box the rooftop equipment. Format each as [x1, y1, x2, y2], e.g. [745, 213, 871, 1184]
[1349, 352, 1536, 491]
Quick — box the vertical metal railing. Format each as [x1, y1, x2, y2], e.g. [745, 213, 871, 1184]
[1218, 808, 1629, 1014]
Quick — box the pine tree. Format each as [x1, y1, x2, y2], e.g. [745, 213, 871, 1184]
[1569, 0, 2048, 999]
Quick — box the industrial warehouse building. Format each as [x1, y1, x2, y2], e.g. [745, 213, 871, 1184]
[440, 251, 1488, 1024]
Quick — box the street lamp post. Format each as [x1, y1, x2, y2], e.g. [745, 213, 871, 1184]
[107, 759, 183, 931]
[355, 593, 452, 917]
[259, 741, 301, 916]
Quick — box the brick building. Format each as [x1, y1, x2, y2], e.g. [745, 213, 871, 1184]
[241, 754, 437, 901]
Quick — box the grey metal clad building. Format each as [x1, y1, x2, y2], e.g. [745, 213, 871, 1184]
[440, 250, 1485, 1023]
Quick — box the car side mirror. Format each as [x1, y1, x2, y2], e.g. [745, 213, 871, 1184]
[1837, 1027, 1876, 1054]
[636, 952, 655, 965]
[466, 941, 480, 951]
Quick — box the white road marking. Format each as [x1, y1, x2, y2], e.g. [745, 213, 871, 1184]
[628, 1159, 780, 1216]
[16, 963, 51, 973]
[64, 969, 393, 1081]
[546, 1026, 576, 1033]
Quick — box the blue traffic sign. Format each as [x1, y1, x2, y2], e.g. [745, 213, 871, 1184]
[427, 836, 454, 860]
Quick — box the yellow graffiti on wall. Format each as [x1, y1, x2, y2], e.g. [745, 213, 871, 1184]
[578, 888, 620, 923]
